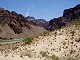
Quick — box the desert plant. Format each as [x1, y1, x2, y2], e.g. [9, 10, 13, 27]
[20, 50, 32, 57]
[75, 38, 80, 42]
[22, 37, 33, 44]
[4, 54, 8, 57]
[51, 54, 60, 60]
[70, 31, 75, 36]
[40, 51, 47, 57]
[0, 44, 2, 46]
[20, 55, 23, 58]
[43, 31, 49, 36]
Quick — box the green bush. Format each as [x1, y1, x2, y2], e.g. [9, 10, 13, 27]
[23, 37, 33, 44]
[40, 51, 47, 57]
[43, 31, 49, 36]
[51, 54, 60, 60]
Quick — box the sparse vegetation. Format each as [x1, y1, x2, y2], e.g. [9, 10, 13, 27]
[63, 41, 66, 46]
[40, 51, 47, 57]
[43, 31, 49, 36]
[20, 50, 32, 57]
[40, 51, 60, 60]
[50, 54, 60, 60]
[0, 44, 2, 46]
[22, 37, 33, 44]
[70, 31, 75, 36]
[72, 20, 80, 27]
[20, 55, 23, 58]
[4, 54, 8, 57]
[61, 54, 80, 60]
[75, 38, 80, 42]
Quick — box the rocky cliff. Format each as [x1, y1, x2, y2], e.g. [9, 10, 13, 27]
[26, 16, 48, 28]
[0, 8, 47, 39]
[48, 4, 80, 31]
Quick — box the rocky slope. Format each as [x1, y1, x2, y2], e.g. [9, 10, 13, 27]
[0, 19, 80, 60]
[48, 4, 80, 31]
[0, 8, 47, 39]
[26, 16, 48, 28]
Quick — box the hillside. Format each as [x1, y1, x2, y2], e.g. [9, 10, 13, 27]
[0, 19, 80, 60]
[26, 16, 48, 29]
[0, 8, 47, 39]
[48, 4, 80, 31]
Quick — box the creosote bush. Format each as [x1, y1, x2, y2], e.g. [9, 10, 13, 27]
[22, 37, 33, 44]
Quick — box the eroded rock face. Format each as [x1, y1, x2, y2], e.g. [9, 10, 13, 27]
[0, 8, 48, 39]
[48, 17, 65, 31]
[0, 8, 30, 34]
[48, 4, 80, 31]
[63, 4, 80, 21]
[26, 16, 47, 28]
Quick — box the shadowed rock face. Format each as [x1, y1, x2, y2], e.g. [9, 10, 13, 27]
[63, 4, 80, 21]
[0, 8, 30, 34]
[48, 4, 80, 31]
[26, 16, 48, 28]
[48, 17, 65, 31]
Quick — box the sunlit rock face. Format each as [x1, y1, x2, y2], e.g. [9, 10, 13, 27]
[0, 8, 47, 39]
[0, 9, 30, 34]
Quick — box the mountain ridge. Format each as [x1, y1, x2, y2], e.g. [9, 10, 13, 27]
[0, 8, 47, 39]
[47, 4, 80, 31]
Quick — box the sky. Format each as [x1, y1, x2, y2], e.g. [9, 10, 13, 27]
[0, 0, 80, 20]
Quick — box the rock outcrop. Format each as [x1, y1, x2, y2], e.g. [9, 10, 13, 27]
[48, 4, 80, 31]
[0, 9, 30, 34]
[0, 8, 47, 39]
[26, 16, 48, 28]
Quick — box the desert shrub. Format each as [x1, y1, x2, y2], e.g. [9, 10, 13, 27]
[43, 31, 49, 36]
[20, 55, 23, 58]
[61, 54, 80, 60]
[40, 51, 47, 57]
[70, 31, 75, 36]
[51, 54, 60, 60]
[72, 20, 80, 26]
[4, 54, 8, 57]
[40, 51, 60, 60]
[34, 36, 39, 38]
[0, 44, 2, 46]
[75, 38, 80, 42]
[20, 50, 32, 57]
[22, 37, 33, 44]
